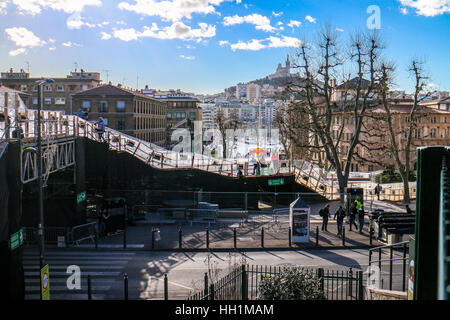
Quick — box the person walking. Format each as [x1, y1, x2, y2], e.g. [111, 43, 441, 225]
[358, 205, 365, 234]
[94, 117, 106, 142]
[320, 204, 330, 232]
[375, 184, 382, 200]
[334, 205, 346, 237]
[349, 202, 358, 231]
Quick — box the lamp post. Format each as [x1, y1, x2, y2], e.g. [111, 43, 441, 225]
[36, 78, 54, 272]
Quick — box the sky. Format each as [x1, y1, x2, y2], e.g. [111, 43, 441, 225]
[0, 0, 449, 94]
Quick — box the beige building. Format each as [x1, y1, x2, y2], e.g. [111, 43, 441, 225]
[0, 69, 102, 115]
[72, 84, 167, 146]
[316, 98, 450, 172]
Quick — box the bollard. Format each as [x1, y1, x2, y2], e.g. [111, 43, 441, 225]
[206, 228, 209, 249]
[369, 226, 373, 246]
[261, 227, 264, 248]
[87, 275, 92, 300]
[94, 228, 98, 249]
[233, 228, 237, 250]
[316, 226, 319, 247]
[204, 272, 209, 295]
[151, 228, 155, 250]
[164, 274, 168, 300]
[342, 226, 346, 246]
[348, 268, 353, 297]
[288, 227, 292, 247]
[124, 273, 128, 300]
[178, 227, 182, 249]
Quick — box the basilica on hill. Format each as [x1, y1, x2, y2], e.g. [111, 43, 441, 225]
[268, 55, 291, 80]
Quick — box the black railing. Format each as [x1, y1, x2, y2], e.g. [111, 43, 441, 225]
[368, 241, 409, 292]
[187, 265, 363, 300]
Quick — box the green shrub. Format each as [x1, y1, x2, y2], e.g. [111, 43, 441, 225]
[375, 169, 416, 183]
[258, 268, 326, 300]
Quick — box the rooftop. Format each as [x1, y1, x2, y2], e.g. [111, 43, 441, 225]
[71, 84, 163, 102]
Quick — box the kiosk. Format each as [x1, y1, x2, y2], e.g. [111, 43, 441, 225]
[289, 197, 310, 243]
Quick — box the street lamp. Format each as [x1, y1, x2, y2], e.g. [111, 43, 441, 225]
[36, 78, 54, 274]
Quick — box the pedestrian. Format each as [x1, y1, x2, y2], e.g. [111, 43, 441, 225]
[238, 169, 243, 179]
[349, 202, 358, 231]
[375, 184, 382, 200]
[320, 204, 330, 232]
[334, 205, 346, 236]
[253, 162, 258, 175]
[94, 117, 106, 142]
[358, 205, 365, 234]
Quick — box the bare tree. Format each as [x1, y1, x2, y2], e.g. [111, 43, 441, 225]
[286, 27, 383, 200]
[354, 59, 431, 203]
[215, 107, 241, 158]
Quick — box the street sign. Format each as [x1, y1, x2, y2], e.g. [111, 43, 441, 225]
[77, 191, 86, 204]
[41, 264, 50, 300]
[268, 178, 284, 186]
[9, 228, 23, 251]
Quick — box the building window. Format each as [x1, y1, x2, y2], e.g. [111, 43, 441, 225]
[414, 128, 421, 139]
[55, 97, 66, 105]
[117, 119, 126, 130]
[20, 85, 27, 92]
[99, 101, 108, 113]
[368, 165, 374, 172]
[56, 85, 65, 92]
[116, 101, 126, 112]
[189, 112, 196, 120]
[82, 100, 91, 110]
[44, 97, 52, 105]
[44, 85, 52, 92]
[69, 85, 77, 92]
[430, 116, 437, 123]
[32, 85, 38, 92]
[167, 112, 172, 118]
[81, 85, 89, 91]
[431, 128, 437, 138]
[33, 97, 38, 105]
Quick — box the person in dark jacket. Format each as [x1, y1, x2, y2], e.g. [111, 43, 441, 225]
[358, 205, 365, 234]
[334, 206, 346, 236]
[320, 204, 330, 232]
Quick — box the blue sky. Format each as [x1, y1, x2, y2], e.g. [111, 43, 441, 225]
[0, 0, 449, 94]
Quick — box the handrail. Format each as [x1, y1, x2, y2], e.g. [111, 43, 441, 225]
[369, 240, 409, 253]
[0, 106, 417, 200]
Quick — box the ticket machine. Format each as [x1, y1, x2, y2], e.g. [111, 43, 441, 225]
[290, 197, 310, 243]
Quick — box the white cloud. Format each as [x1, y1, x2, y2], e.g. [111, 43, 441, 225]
[287, 19, 301, 28]
[118, 0, 230, 22]
[272, 11, 283, 17]
[62, 41, 83, 47]
[185, 44, 195, 49]
[5, 27, 46, 47]
[9, 48, 27, 56]
[230, 39, 265, 51]
[100, 31, 111, 40]
[179, 54, 195, 60]
[305, 15, 316, 23]
[66, 11, 96, 29]
[398, 0, 450, 16]
[11, 0, 102, 16]
[400, 7, 409, 14]
[0, 1, 8, 15]
[267, 35, 301, 48]
[219, 40, 229, 46]
[223, 13, 276, 32]
[112, 22, 216, 42]
[49, 46, 56, 51]
[230, 35, 301, 51]
[116, 20, 127, 25]
[48, 38, 56, 43]
[336, 28, 344, 32]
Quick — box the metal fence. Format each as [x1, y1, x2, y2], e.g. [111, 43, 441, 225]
[23, 222, 98, 247]
[187, 264, 363, 300]
[368, 241, 409, 292]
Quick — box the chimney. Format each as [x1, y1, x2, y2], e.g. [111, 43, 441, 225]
[108, 81, 112, 85]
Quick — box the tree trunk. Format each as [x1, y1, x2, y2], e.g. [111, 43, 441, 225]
[400, 170, 411, 204]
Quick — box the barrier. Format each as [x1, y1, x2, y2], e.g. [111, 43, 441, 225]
[72, 222, 97, 246]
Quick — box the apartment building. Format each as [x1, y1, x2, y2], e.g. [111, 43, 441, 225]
[71, 84, 167, 146]
[0, 69, 102, 114]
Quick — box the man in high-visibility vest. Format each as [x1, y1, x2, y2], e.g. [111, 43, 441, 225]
[355, 198, 362, 211]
